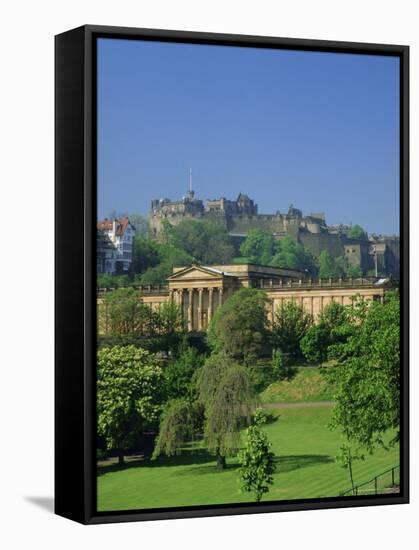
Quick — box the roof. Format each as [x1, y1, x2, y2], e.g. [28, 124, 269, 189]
[97, 219, 113, 231]
[97, 217, 135, 236]
[168, 264, 235, 280]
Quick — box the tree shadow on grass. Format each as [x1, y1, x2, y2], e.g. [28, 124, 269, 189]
[275, 454, 334, 473]
[174, 461, 240, 477]
[97, 451, 334, 478]
[175, 454, 334, 477]
[97, 448, 214, 477]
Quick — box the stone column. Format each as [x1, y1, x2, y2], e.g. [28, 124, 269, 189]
[169, 289, 174, 302]
[177, 289, 186, 329]
[208, 287, 214, 321]
[219, 287, 223, 307]
[197, 288, 203, 331]
[176, 288, 184, 307]
[188, 288, 193, 331]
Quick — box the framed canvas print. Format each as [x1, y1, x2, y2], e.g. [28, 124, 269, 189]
[55, 25, 409, 524]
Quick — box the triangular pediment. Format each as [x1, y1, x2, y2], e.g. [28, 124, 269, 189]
[168, 264, 224, 281]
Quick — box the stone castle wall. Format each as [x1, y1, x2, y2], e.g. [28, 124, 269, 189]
[147, 193, 400, 277]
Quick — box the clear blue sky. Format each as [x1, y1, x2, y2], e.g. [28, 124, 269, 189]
[97, 38, 400, 235]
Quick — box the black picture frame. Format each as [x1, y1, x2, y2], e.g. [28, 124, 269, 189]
[55, 24, 409, 525]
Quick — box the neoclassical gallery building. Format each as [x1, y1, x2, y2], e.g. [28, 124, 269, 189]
[98, 263, 393, 333]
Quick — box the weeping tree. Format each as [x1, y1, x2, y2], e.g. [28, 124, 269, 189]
[152, 399, 203, 458]
[197, 352, 255, 470]
[153, 351, 255, 470]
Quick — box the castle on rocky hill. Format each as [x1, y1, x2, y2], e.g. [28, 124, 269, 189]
[148, 189, 400, 278]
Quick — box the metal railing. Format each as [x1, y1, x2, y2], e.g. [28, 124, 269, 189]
[340, 465, 400, 497]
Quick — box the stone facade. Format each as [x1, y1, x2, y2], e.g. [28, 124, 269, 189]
[97, 263, 392, 333]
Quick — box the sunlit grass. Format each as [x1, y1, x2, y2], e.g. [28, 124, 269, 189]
[97, 405, 399, 512]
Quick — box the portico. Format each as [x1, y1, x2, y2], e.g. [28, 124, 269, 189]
[167, 265, 235, 331]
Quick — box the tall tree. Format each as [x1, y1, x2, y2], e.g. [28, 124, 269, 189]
[157, 300, 183, 336]
[318, 250, 344, 279]
[139, 243, 193, 284]
[326, 291, 400, 453]
[169, 219, 234, 264]
[97, 346, 163, 464]
[301, 302, 348, 364]
[207, 288, 269, 365]
[164, 338, 205, 400]
[240, 229, 277, 265]
[197, 352, 255, 469]
[133, 237, 160, 274]
[272, 300, 313, 359]
[271, 236, 318, 275]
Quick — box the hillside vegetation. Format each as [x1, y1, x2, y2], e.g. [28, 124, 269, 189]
[260, 367, 334, 403]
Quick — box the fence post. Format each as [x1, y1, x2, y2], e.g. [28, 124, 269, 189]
[392, 468, 395, 486]
[374, 477, 378, 494]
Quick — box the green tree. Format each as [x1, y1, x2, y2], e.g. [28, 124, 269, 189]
[238, 410, 276, 502]
[348, 224, 366, 240]
[133, 237, 160, 274]
[97, 345, 163, 464]
[320, 301, 348, 328]
[157, 300, 183, 336]
[97, 273, 115, 289]
[138, 242, 193, 284]
[164, 339, 205, 400]
[318, 250, 344, 279]
[240, 229, 277, 265]
[169, 219, 234, 264]
[100, 287, 158, 335]
[300, 323, 330, 364]
[271, 348, 296, 380]
[335, 255, 363, 278]
[301, 302, 350, 364]
[207, 288, 269, 365]
[271, 236, 318, 275]
[346, 263, 362, 278]
[272, 300, 313, 359]
[197, 352, 255, 469]
[152, 399, 203, 458]
[326, 291, 400, 453]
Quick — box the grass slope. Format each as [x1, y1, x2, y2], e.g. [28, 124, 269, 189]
[97, 405, 399, 512]
[260, 367, 334, 403]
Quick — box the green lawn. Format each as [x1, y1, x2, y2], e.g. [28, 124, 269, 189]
[260, 366, 335, 403]
[97, 405, 399, 511]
